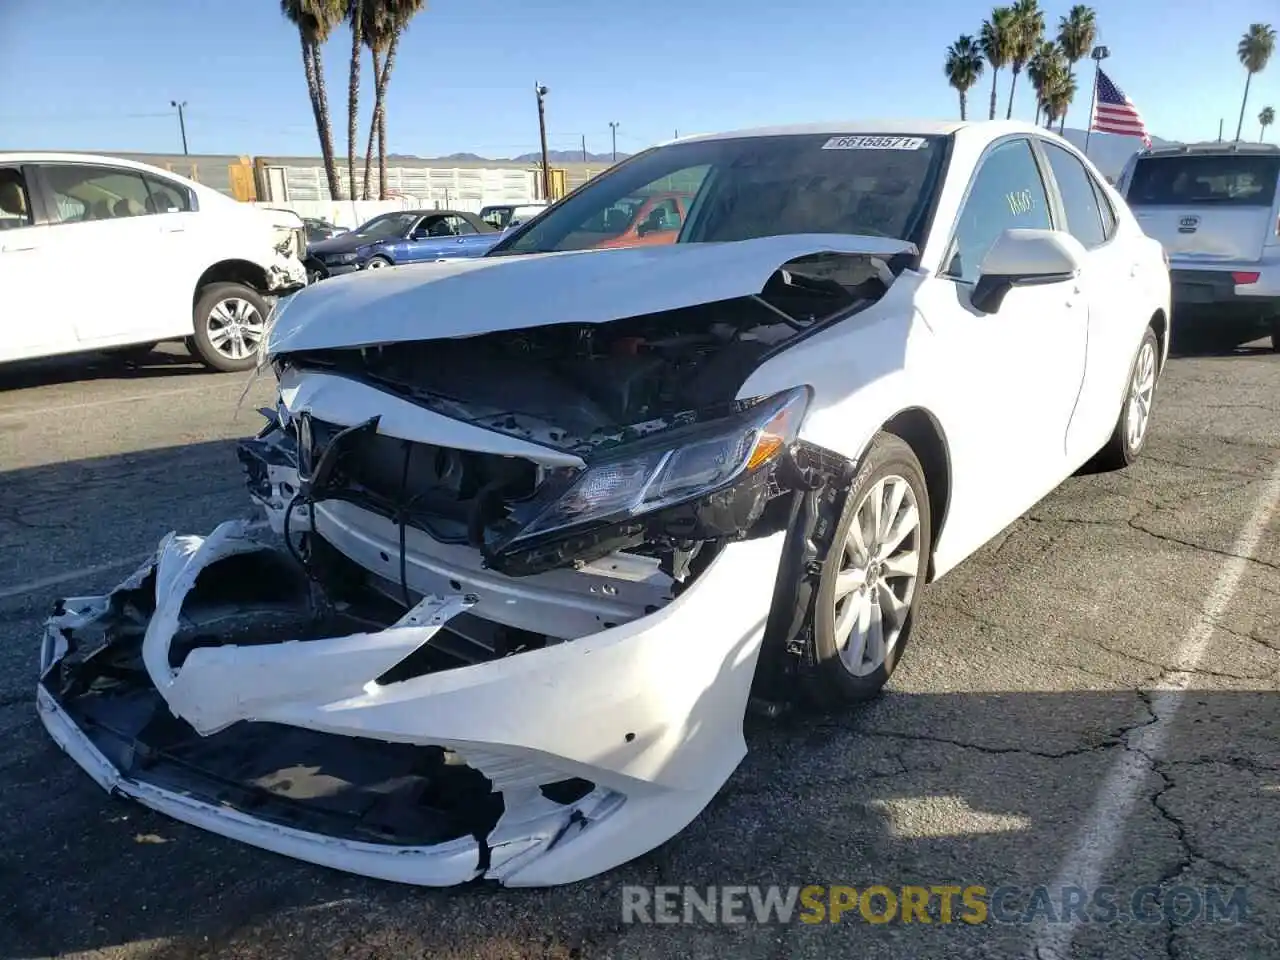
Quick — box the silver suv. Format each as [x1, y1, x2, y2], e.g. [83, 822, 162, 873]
[1118, 141, 1280, 349]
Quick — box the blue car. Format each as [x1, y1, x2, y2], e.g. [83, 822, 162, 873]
[304, 209, 502, 280]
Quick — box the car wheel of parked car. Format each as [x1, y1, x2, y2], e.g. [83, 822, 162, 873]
[1095, 326, 1160, 470]
[807, 432, 932, 706]
[1269, 317, 1280, 353]
[365, 256, 393, 269]
[190, 282, 270, 373]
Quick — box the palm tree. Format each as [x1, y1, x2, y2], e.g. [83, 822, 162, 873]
[346, 0, 365, 202]
[945, 35, 985, 120]
[1056, 5, 1097, 132]
[1261, 105, 1276, 142]
[280, 0, 345, 200]
[359, 0, 427, 200]
[1236, 24, 1277, 141]
[980, 8, 1017, 121]
[1043, 69, 1077, 132]
[1008, 0, 1046, 119]
[1028, 41, 1061, 126]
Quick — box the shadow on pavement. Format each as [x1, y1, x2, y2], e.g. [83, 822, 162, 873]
[0, 344, 208, 393]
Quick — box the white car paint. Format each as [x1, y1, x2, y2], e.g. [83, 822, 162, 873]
[37, 120, 1170, 887]
[0, 151, 307, 365]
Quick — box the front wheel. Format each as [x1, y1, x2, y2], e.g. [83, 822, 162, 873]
[806, 432, 932, 706]
[1094, 326, 1159, 470]
[365, 256, 393, 269]
[190, 282, 269, 373]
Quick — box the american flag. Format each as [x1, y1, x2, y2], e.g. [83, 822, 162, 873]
[1091, 68, 1151, 147]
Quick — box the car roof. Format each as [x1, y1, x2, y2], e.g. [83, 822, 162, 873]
[669, 119, 1043, 146]
[0, 151, 195, 175]
[1136, 141, 1280, 158]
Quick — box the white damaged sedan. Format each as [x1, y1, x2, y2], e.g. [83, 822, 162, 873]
[37, 121, 1170, 887]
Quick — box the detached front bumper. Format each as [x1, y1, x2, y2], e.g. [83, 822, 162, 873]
[37, 517, 785, 887]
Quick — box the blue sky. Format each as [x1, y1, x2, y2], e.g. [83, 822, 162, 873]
[1, 0, 1277, 158]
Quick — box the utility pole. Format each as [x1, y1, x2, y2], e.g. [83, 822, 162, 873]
[534, 83, 550, 200]
[609, 121, 619, 163]
[1218, 118, 1224, 142]
[1082, 45, 1108, 157]
[581, 134, 587, 162]
[170, 100, 188, 155]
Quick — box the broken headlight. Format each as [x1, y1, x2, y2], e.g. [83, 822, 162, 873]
[510, 385, 811, 545]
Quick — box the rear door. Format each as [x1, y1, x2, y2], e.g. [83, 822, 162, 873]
[1125, 151, 1280, 265]
[1037, 139, 1141, 463]
[0, 165, 63, 362]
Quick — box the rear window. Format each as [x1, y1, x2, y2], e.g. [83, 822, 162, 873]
[1127, 154, 1280, 207]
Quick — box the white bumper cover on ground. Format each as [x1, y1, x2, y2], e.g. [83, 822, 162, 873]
[37, 520, 786, 886]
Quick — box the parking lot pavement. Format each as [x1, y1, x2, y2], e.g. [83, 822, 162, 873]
[1, 341, 1278, 960]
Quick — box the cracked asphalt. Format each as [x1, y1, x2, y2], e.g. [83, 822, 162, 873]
[1, 341, 1278, 959]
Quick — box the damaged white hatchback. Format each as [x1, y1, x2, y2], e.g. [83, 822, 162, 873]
[38, 121, 1171, 887]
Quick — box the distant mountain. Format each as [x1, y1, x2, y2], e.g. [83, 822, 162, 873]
[439, 152, 488, 161]
[512, 149, 629, 164]
[1056, 127, 1172, 180]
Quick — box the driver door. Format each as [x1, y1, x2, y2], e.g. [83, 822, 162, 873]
[915, 137, 1088, 559]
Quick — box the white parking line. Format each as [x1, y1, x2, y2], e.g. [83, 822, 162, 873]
[0, 521, 269, 603]
[1031, 459, 1280, 958]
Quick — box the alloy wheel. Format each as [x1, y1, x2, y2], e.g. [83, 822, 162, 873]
[206, 297, 264, 362]
[832, 475, 921, 677]
[1126, 339, 1157, 450]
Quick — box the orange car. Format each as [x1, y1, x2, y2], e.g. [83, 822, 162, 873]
[590, 192, 691, 248]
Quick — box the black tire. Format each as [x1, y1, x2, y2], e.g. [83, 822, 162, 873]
[1269, 317, 1280, 353]
[190, 281, 270, 373]
[1095, 326, 1160, 470]
[806, 432, 932, 706]
[365, 255, 393, 269]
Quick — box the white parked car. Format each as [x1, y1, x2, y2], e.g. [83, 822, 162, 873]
[37, 121, 1169, 888]
[1117, 141, 1280, 349]
[0, 153, 307, 371]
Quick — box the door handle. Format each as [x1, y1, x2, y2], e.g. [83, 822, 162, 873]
[161, 225, 185, 234]
[1, 241, 38, 252]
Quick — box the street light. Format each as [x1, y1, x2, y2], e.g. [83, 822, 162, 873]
[1083, 46, 1109, 156]
[170, 100, 188, 155]
[608, 121, 619, 163]
[534, 83, 550, 200]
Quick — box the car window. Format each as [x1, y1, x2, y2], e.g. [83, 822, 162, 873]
[1089, 176, 1117, 240]
[493, 133, 951, 256]
[945, 138, 1053, 284]
[446, 214, 477, 236]
[637, 197, 683, 238]
[141, 174, 191, 213]
[1126, 154, 1280, 207]
[354, 211, 418, 238]
[0, 167, 33, 230]
[42, 164, 155, 223]
[1041, 142, 1107, 249]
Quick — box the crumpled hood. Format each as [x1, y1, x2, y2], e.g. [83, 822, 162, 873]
[265, 233, 917, 357]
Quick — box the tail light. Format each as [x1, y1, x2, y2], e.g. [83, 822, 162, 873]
[1232, 271, 1261, 285]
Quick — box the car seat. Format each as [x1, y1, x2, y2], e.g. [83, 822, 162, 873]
[0, 178, 27, 222]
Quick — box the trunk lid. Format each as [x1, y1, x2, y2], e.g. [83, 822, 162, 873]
[1125, 151, 1280, 263]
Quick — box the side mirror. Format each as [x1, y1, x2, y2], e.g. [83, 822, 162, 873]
[971, 228, 1083, 313]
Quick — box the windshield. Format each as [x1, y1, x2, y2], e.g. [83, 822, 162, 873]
[490, 134, 949, 255]
[353, 212, 420, 238]
[1127, 154, 1280, 207]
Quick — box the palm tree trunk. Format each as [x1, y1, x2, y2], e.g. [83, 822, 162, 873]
[362, 48, 384, 201]
[1006, 67, 1019, 119]
[1059, 71, 1074, 133]
[348, 0, 364, 202]
[377, 33, 400, 201]
[310, 42, 343, 201]
[1235, 71, 1253, 142]
[989, 69, 999, 120]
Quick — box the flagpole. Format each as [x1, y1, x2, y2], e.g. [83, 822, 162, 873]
[1084, 44, 1110, 157]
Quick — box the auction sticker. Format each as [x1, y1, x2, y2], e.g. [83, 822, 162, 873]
[821, 136, 927, 150]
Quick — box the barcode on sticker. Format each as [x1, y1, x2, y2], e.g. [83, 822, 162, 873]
[821, 136, 927, 151]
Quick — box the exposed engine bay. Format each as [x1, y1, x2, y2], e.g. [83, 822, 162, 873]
[247, 253, 896, 580]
